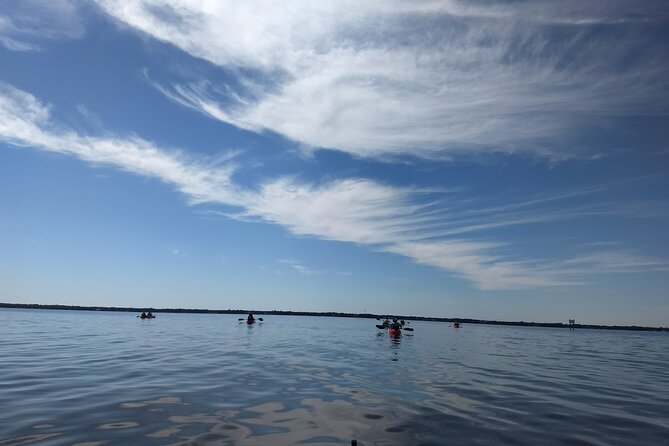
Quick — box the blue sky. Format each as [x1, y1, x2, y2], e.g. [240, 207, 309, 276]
[1, 0, 668, 326]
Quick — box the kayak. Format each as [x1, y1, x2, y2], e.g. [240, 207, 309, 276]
[140, 315, 155, 319]
[388, 327, 401, 337]
[246, 319, 256, 325]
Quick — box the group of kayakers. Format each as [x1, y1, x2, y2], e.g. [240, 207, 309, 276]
[376, 317, 408, 336]
[376, 316, 459, 335]
[138, 311, 458, 333]
[380, 317, 405, 328]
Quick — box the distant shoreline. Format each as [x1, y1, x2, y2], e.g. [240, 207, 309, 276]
[1, 302, 667, 332]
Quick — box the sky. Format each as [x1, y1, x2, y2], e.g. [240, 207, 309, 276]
[1, 0, 668, 326]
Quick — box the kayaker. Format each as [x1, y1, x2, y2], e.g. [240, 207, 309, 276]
[140, 311, 147, 318]
[247, 313, 255, 323]
[147, 311, 153, 318]
[387, 318, 402, 337]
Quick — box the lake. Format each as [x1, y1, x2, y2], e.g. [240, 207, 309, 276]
[1, 308, 668, 445]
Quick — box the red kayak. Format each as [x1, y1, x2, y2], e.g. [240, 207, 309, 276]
[246, 319, 256, 325]
[388, 327, 401, 337]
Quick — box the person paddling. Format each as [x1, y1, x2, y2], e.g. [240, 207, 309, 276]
[390, 318, 401, 331]
[387, 318, 402, 337]
[247, 313, 255, 323]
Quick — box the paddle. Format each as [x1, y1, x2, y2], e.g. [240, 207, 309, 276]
[239, 317, 264, 322]
[376, 324, 413, 331]
[376, 324, 414, 332]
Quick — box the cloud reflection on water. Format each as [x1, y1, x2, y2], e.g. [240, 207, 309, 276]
[158, 396, 415, 445]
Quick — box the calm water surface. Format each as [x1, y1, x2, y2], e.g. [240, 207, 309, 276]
[1, 309, 668, 445]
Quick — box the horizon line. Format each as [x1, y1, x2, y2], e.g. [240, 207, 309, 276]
[1, 302, 667, 332]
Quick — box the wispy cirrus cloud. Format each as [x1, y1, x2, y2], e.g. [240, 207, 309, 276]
[0, 83, 239, 206]
[0, 0, 85, 51]
[278, 259, 351, 276]
[96, 0, 669, 160]
[551, 251, 669, 274]
[1, 83, 666, 289]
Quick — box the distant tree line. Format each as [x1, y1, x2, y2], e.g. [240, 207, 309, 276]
[1, 302, 666, 332]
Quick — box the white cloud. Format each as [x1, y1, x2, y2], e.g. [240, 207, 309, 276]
[0, 0, 85, 51]
[385, 240, 569, 289]
[552, 251, 669, 274]
[0, 16, 39, 51]
[2, 83, 666, 289]
[0, 83, 240, 205]
[278, 258, 352, 276]
[238, 177, 430, 245]
[97, 0, 668, 160]
[278, 259, 322, 276]
[75, 104, 105, 130]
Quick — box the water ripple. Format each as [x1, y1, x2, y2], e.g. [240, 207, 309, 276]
[1, 309, 668, 445]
